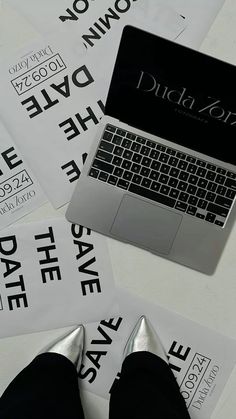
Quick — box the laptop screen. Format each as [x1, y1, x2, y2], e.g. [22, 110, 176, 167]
[105, 25, 236, 166]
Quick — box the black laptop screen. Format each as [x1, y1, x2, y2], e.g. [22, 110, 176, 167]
[105, 26, 236, 166]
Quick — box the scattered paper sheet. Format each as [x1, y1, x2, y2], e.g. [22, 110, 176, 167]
[0, 218, 117, 338]
[0, 121, 46, 230]
[78, 289, 236, 419]
[0, 4, 187, 208]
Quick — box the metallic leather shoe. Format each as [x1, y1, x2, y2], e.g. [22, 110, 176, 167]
[40, 325, 84, 371]
[123, 316, 168, 363]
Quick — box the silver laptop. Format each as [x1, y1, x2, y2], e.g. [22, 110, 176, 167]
[66, 25, 236, 274]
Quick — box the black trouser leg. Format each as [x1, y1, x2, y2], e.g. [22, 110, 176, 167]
[0, 353, 84, 419]
[109, 352, 190, 419]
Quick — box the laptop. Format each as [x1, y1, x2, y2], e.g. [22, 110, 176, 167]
[66, 25, 236, 274]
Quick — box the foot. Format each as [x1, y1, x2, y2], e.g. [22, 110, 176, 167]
[123, 316, 168, 363]
[39, 325, 84, 371]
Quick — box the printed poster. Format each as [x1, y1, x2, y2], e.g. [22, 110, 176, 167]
[78, 289, 236, 419]
[0, 121, 46, 230]
[0, 217, 117, 337]
[0, 4, 186, 207]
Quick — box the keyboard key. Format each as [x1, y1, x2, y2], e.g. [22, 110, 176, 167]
[226, 189, 236, 199]
[136, 136, 146, 144]
[160, 185, 170, 195]
[131, 163, 141, 174]
[89, 168, 99, 178]
[196, 213, 205, 219]
[129, 183, 175, 207]
[178, 181, 188, 191]
[169, 157, 178, 167]
[215, 195, 233, 209]
[188, 175, 198, 185]
[106, 125, 116, 133]
[168, 177, 178, 188]
[216, 185, 226, 195]
[179, 171, 189, 181]
[141, 146, 151, 156]
[187, 184, 197, 195]
[132, 175, 142, 184]
[175, 201, 187, 212]
[169, 188, 179, 199]
[187, 164, 197, 174]
[114, 146, 123, 156]
[103, 131, 113, 141]
[216, 167, 226, 175]
[112, 156, 122, 166]
[151, 181, 161, 192]
[141, 178, 151, 188]
[159, 153, 169, 163]
[206, 164, 216, 171]
[207, 203, 229, 217]
[142, 157, 151, 167]
[227, 171, 236, 179]
[117, 179, 129, 190]
[187, 205, 197, 216]
[225, 178, 236, 190]
[196, 167, 207, 177]
[132, 153, 142, 163]
[150, 170, 159, 181]
[98, 172, 109, 182]
[206, 192, 216, 202]
[179, 192, 189, 202]
[117, 128, 126, 136]
[178, 160, 188, 170]
[198, 199, 207, 209]
[160, 164, 170, 174]
[206, 171, 216, 181]
[156, 144, 166, 151]
[176, 152, 186, 159]
[146, 140, 156, 148]
[198, 179, 208, 188]
[188, 196, 198, 206]
[123, 150, 133, 160]
[100, 140, 114, 152]
[206, 213, 216, 223]
[131, 142, 141, 152]
[127, 133, 136, 140]
[114, 167, 124, 177]
[215, 174, 226, 184]
[140, 167, 150, 177]
[166, 148, 176, 156]
[92, 159, 114, 174]
[108, 175, 118, 185]
[169, 168, 179, 177]
[150, 150, 160, 160]
[196, 160, 206, 167]
[151, 161, 161, 171]
[96, 149, 113, 163]
[196, 188, 207, 198]
[112, 135, 123, 145]
[122, 160, 132, 170]
[159, 174, 169, 184]
[186, 156, 196, 163]
[215, 220, 224, 227]
[122, 138, 132, 148]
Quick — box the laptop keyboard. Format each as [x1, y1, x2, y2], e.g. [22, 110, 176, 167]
[88, 124, 236, 227]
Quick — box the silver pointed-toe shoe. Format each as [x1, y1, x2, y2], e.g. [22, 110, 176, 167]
[40, 325, 84, 371]
[124, 316, 168, 363]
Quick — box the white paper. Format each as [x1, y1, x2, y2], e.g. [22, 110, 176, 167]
[0, 4, 186, 208]
[0, 217, 117, 338]
[78, 289, 236, 419]
[0, 121, 46, 230]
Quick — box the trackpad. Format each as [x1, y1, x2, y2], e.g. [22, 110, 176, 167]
[110, 195, 182, 254]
